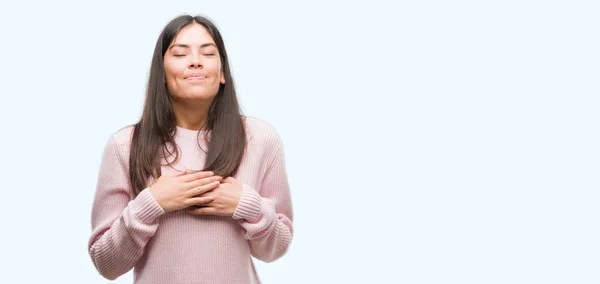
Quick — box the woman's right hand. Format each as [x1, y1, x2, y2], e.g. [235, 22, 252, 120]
[148, 170, 222, 212]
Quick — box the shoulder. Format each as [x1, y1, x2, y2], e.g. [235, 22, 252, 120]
[109, 124, 136, 147]
[102, 125, 136, 162]
[243, 116, 284, 151]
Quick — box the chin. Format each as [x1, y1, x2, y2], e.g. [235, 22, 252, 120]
[180, 93, 216, 101]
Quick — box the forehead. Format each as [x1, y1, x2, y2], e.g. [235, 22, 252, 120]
[171, 23, 216, 46]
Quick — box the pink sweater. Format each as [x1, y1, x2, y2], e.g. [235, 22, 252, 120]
[88, 117, 294, 284]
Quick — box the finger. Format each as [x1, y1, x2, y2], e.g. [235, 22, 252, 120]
[185, 196, 214, 207]
[180, 170, 214, 182]
[165, 170, 186, 177]
[187, 180, 221, 196]
[188, 206, 218, 215]
[185, 175, 221, 190]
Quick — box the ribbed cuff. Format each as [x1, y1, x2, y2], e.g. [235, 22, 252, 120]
[129, 188, 165, 224]
[233, 184, 263, 222]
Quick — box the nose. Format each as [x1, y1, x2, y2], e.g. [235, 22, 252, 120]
[189, 53, 203, 68]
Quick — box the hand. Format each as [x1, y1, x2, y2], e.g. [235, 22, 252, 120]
[148, 170, 223, 212]
[188, 177, 243, 217]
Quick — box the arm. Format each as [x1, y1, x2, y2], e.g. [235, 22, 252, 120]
[88, 136, 165, 280]
[232, 138, 294, 262]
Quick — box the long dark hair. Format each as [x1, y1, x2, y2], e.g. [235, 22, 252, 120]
[129, 15, 246, 196]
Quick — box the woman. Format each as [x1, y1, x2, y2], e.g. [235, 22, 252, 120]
[88, 15, 294, 284]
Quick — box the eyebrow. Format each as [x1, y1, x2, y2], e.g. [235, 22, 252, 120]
[169, 43, 217, 49]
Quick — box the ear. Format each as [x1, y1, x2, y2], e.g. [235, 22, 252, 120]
[220, 69, 226, 84]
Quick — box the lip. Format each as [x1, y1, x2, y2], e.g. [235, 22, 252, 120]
[185, 73, 207, 81]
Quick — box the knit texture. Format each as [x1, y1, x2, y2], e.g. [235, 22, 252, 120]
[88, 117, 294, 284]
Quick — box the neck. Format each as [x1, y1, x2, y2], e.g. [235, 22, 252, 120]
[171, 99, 212, 130]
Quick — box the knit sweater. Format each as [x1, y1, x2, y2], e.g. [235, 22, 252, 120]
[88, 117, 294, 284]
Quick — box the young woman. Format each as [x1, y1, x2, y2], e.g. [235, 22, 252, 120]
[88, 15, 294, 284]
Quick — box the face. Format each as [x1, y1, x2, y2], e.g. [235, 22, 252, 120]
[164, 23, 226, 102]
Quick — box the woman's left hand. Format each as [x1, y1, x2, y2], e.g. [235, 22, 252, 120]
[187, 177, 243, 217]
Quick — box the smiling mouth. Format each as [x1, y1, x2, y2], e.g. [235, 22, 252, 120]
[186, 76, 207, 81]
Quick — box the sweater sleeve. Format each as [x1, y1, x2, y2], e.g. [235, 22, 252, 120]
[232, 137, 294, 263]
[88, 136, 165, 280]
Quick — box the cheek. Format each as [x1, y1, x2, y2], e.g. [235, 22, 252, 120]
[163, 68, 181, 93]
[164, 61, 185, 79]
[164, 71, 177, 87]
[208, 61, 223, 77]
